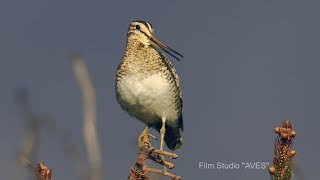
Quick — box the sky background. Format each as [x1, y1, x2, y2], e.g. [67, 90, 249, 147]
[1, 0, 319, 179]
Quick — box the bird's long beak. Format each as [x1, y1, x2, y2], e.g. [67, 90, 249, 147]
[149, 35, 183, 61]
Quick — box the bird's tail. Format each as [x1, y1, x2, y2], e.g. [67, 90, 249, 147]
[164, 124, 183, 150]
[154, 115, 183, 150]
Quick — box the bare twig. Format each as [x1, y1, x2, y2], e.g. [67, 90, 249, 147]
[72, 55, 102, 180]
[146, 168, 181, 180]
[269, 120, 296, 180]
[35, 162, 52, 180]
[154, 150, 178, 159]
[128, 132, 181, 180]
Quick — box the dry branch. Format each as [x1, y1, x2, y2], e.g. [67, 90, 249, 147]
[36, 162, 52, 180]
[72, 55, 102, 180]
[128, 133, 181, 180]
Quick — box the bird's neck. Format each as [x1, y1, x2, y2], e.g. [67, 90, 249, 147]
[124, 36, 153, 60]
[126, 35, 148, 49]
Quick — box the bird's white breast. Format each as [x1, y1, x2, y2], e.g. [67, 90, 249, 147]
[116, 73, 178, 125]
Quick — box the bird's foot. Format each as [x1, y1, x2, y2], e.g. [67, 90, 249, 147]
[138, 127, 157, 148]
[129, 129, 181, 180]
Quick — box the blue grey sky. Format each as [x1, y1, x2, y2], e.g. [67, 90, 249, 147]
[1, 0, 319, 179]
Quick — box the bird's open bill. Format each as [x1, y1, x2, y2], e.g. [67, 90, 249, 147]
[149, 35, 183, 61]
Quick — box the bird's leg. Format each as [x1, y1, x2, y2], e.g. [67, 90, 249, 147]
[160, 118, 166, 151]
[160, 118, 167, 171]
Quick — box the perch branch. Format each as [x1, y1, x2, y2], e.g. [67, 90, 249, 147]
[128, 132, 181, 180]
[146, 168, 181, 180]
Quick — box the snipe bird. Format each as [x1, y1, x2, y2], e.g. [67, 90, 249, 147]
[115, 21, 184, 151]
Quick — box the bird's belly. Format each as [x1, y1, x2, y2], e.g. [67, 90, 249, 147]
[116, 73, 179, 125]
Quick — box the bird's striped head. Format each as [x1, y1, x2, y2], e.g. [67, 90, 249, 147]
[127, 20, 183, 61]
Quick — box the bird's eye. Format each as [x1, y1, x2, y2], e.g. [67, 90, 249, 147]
[135, 25, 140, 30]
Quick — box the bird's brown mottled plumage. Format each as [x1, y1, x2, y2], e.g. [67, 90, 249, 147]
[115, 21, 183, 150]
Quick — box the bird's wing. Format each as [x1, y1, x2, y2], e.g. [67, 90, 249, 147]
[163, 58, 183, 102]
[151, 44, 183, 112]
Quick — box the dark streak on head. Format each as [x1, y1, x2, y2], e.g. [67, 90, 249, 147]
[134, 20, 153, 33]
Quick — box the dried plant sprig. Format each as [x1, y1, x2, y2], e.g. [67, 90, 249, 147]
[35, 162, 52, 180]
[269, 120, 296, 180]
[72, 55, 103, 180]
[128, 133, 181, 180]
